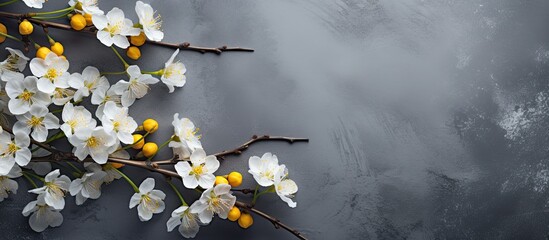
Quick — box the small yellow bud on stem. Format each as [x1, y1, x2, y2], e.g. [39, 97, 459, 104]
[19, 20, 33, 35]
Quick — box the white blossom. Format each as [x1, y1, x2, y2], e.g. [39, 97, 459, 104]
[0, 165, 22, 202]
[273, 165, 298, 208]
[90, 85, 121, 119]
[135, 1, 164, 41]
[248, 152, 281, 187]
[111, 65, 158, 107]
[68, 126, 117, 164]
[101, 101, 138, 144]
[0, 130, 31, 175]
[169, 140, 191, 160]
[51, 87, 75, 106]
[69, 170, 107, 205]
[5, 73, 50, 115]
[13, 105, 59, 142]
[129, 178, 166, 221]
[29, 52, 70, 94]
[69, 0, 104, 15]
[172, 113, 202, 151]
[190, 184, 236, 224]
[22, 195, 63, 232]
[92, 7, 140, 48]
[0, 47, 29, 79]
[161, 49, 186, 93]
[60, 103, 96, 137]
[68, 66, 109, 102]
[175, 149, 219, 189]
[22, 0, 45, 9]
[167, 204, 201, 239]
[28, 169, 71, 210]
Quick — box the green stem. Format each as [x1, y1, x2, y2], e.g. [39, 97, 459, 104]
[111, 46, 129, 69]
[100, 71, 127, 76]
[0, 31, 22, 42]
[251, 185, 260, 205]
[21, 172, 38, 188]
[167, 180, 187, 206]
[146, 137, 173, 161]
[34, 6, 74, 16]
[32, 12, 71, 20]
[0, 0, 19, 7]
[141, 69, 164, 76]
[66, 162, 83, 175]
[112, 168, 139, 193]
[23, 171, 45, 182]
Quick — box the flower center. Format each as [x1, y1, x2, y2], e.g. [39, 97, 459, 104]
[108, 21, 122, 35]
[191, 165, 203, 175]
[142, 194, 160, 211]
[45, 68, 59, 81]
[113, 121, 120, 130]
[86, 136, 99, 148]
[18, 90, 33, 101]
[46, 182, 66, 197]
[6, 142, 18, 155]
[27, 116, 43, 127]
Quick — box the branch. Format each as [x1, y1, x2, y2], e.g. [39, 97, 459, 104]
[2, 125, 56, 152]
[214, 135, 309, 159]
[0, 11, 254, 54]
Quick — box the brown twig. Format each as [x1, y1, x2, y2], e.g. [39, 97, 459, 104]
[214, 135, 309, 159]
[0, 11, 254, 54]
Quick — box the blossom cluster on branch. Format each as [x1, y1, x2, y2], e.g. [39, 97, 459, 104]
[0, 0, 306, 239]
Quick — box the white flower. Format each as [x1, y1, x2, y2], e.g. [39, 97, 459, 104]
[190, 184, 236, 224]
[90, 85, 121, 119]
[135, 1, 164, 41]
[60, 103, 97, 137]
[161, 49, 186, 93]
[5, 73, 51, 115]
[22, 195, 63, 232]
[101, 101, 138, 144]
[69, 170, 107, 205]
[0, 130, 31, 175]
[29, 52, 70, 94]
[0, 165, 22, 202]
[0, 47, 29, 78]
[13, 105, 59, 142]
[68, 66, 109, 102]
[51, 87, 75, 105]
[248, 152, 281, 187]
[69, 0, 104, 15]
[28, 169, 71, 210]
[92, 7, 140, 48]
[69, 126, 117, 164]
[167, 205, 201, 238]
[172, 113, 202, 151]
[111, 65, 159, 107]
[129, 178, 166, 221]
[274, 165, 298, 208]
[22, 0, 45, 9]
[175, 149, 219, 189]
[169, 140, 191, 160]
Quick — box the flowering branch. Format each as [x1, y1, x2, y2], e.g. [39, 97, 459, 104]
[0, 11, 254, 54]
[214, 135, 309, 159]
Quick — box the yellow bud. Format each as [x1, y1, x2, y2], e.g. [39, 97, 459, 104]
[227, 207, 241, 222]
[84, 13, 93, 26]
[142, 142, 158, 158]
[132, 134, 145, 149]
[215, 176, 229, 186]
[36, 47, 51, 59]
[126, 46, 141, 60]
[227, 172, 243, 187]
[50, 42, 64, 56]
[0, 23, 7, 43]
[75, 2, 83, 11]
[70, 14, 87, 31]
[238, 213, 253, 229]
[130, 32, 146, 46]
[110, 163, 125, 168]
[18, 20, 33, 35]
[143, 119, 158, 133]
[59, 55, 67, 61]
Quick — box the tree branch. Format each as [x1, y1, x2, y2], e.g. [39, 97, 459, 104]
[213, 135, 309, 159]
[0, 11, 254, 54]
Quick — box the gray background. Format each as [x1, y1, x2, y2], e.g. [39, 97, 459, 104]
[1, 0, 549, 239]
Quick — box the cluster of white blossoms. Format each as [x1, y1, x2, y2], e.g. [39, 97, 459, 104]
[0, 0, 300, 238]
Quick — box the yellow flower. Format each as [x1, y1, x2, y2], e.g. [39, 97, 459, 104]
[36, 47, 51, 59]
[126, 46, 141, 60]
[0, 23, 7, 43]
[84, 13, 93, 26]
[132, 134, 145, 149]
[227, 171, 243, 187]
[130, 32, 146, 47]
[142, 142, 158, 157]
[215, 176, 229, 185]
[143, 119, 158, 133]
[50, 42, 64, 56]
[70, 14, 87, 31]
[238, 213, 253, 228]
[227, 207, 241, 222]
[19, 20, 33, 35]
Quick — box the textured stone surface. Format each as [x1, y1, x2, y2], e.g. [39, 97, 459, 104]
[1, 0, 549, 239]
